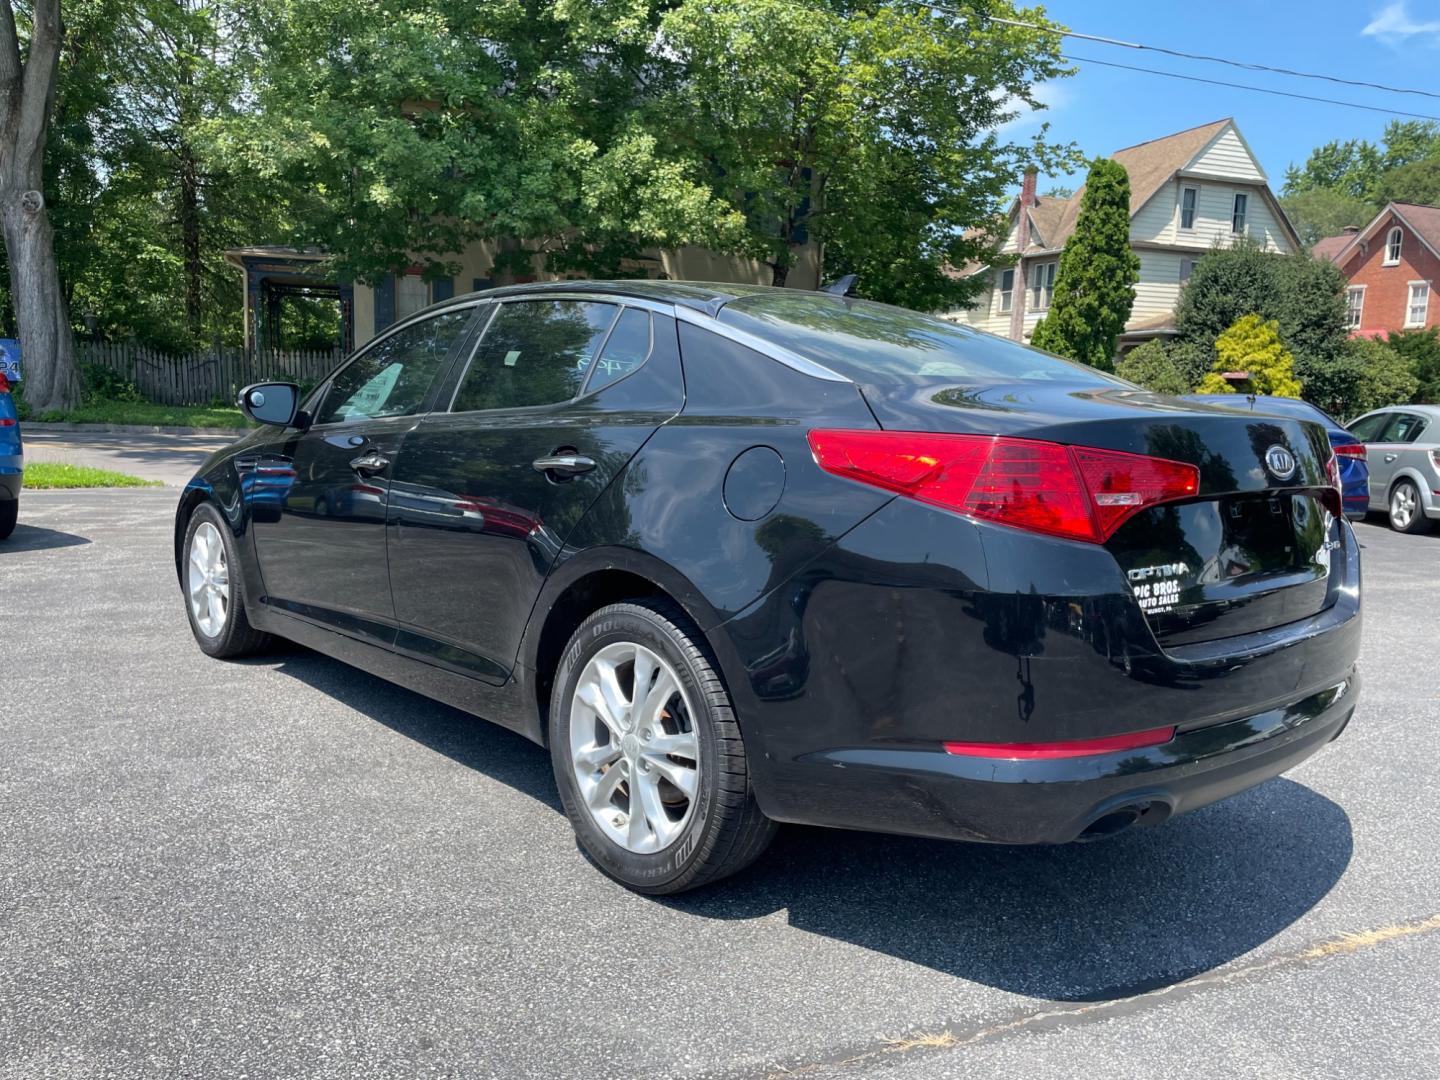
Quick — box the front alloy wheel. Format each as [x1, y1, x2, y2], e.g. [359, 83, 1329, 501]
[188, 521, 230, 638]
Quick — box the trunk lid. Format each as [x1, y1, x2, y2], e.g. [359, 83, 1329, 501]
[860, 380, 1342, 645]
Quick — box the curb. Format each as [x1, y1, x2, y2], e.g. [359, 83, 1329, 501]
[22, 422, 250, 437]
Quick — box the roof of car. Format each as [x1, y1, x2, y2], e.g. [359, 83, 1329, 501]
[457, 278, 781, 315]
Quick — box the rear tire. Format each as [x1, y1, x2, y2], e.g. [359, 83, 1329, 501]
[181, 502, 272, 658]
[0, 498, 15, 540]
[549, 599, 776, 894]
[1388, 479, 1431, 534]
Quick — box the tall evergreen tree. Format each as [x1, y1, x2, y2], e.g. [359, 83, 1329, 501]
[1029, 157, 1138, 370]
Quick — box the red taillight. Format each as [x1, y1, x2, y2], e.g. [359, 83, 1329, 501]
[0, 372, 10, 394]
[1332, 443, 1366, 459]
[808, 429, 1199, 543]
[0, 419, 13, 427]
[943, 726, 1176, 759]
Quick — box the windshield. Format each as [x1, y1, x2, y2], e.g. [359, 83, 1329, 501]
[718, 293, 1126, 387]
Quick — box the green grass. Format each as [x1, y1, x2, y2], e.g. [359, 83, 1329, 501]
[32, 401, 249, 429]
[22, 462, 164, 489]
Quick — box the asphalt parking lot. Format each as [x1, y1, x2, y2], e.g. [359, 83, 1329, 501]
[2, 488, 1439, 1079]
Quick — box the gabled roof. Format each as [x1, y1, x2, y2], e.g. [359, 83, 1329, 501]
[990, 118, 1294, 258]
[1315, 202, 1440, 268]
[1110, 119, 1232, 217]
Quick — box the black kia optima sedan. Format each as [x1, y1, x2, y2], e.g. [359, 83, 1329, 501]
[176, 281, 1361, 893]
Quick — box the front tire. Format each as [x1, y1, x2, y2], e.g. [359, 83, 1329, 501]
[182, 502, 272, 658]
[1389, 479, 1431, 534]
[0, 498, 16, 540]
[549, 600, 776, 894]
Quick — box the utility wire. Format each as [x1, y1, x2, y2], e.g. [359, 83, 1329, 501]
[1063, 53, 1440, 123]
[915, 1, 1440, 103]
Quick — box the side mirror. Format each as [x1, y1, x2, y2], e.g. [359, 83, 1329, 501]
[238, 382, 302, 428]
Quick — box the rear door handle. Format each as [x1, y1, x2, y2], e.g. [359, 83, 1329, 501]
[532, 454, 596, 477]
[350, 451, 390, 476]
[1384, 454, 1398, 463]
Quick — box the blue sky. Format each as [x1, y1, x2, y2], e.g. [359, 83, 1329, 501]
[1005, 0, 1440, 192]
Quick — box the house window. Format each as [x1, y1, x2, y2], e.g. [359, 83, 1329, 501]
[1346, 286, 1365, 329]
[1231, 193, 1248, 234]
[1180, 187, 1198, 230]
[1180, 257, 1198, 283]
[1384, 226, 1403, 266]
[998, 268, 1015, 313]
[1407, 282, 1430, 327]
[1030, 261, 1057, 310]
[396, 273, 430, 319]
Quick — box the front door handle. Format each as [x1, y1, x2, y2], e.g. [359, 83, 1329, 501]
[532, 453, 596, 478]
[350, 451, 390, 476]
[1384, 453, 1398, 463]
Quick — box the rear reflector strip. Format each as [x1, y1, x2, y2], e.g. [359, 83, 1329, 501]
[943, 726, 1176, 759]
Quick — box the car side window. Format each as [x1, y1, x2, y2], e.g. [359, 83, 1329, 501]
[317, 307, 473, 425]
[1383, 413, 1426, 443]
[586, 307, 652, 393]
[1346, 413, 1390, 442]
[451, 300, 618, 413]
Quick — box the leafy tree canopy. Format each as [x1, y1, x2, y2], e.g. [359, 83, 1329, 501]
[1283, 120, 1440, 203]
[1029, 156, 1139, 370]
[1280, 188, 1376, 250]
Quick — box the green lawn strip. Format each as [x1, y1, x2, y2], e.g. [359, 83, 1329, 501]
[32, 401, 250, 429]
[22, 462, 164, 489]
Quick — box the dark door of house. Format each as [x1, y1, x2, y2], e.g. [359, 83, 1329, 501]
[387, 298, 681, 682]
[247, 304, 477, 643]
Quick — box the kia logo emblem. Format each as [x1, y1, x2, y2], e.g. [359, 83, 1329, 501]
[1264, 444, 1297, 481]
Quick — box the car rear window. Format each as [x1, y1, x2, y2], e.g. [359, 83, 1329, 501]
[717, 293, 1124, 386]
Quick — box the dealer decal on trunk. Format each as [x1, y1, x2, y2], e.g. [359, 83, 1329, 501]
[1128, 562, 1189, 615]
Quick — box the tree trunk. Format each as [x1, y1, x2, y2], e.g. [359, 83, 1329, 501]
[179, 143, 202, 335]
[2, 190, 78, 411]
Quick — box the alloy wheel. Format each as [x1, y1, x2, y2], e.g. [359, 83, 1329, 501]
[1392, 484, 1416, 530]
[568, 641, 700, 854]
[188, 521, 230, 638]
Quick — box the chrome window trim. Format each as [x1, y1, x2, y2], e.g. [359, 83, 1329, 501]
[488, 292, 676, 316]
[672, 305, 851, 384]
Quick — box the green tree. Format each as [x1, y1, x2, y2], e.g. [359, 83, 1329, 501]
[1283, 120, 1440, 203]
[1115, 339, 1189, 395]
[1196, 315, 1302, 398]
[1388, 327, 1440, 404]
[1280, 188, 1376, 249]
[1346, 336, 1417, 415]
[1028, 157, 1138, 369]
[1379, 158, 1440, 207]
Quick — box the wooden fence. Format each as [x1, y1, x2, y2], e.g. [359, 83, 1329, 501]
[80, 341, 345, 407]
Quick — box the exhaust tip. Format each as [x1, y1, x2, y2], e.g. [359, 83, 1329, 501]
[1076, 802, 1157, 842]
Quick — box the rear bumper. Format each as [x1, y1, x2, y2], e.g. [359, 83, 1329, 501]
[772, 672, 1356, 844]
[0, 457, 20, 501]
[718, 498, 1362, 844]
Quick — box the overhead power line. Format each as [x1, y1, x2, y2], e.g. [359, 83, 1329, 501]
[915, 1, 1440, 104]
[1062, 54, 1440, 124]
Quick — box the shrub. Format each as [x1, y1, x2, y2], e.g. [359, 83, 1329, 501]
[1196, 315, 1302, 398]
[1346, 336, 1417, 416]
[1388, 327, 1440, 404]
[80, 362, 147, 406]
[1115, 339, 1191, 395]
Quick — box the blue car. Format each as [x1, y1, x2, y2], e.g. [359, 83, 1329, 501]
[1182, 394, 1369, 520]
[0, 370, 21, 539]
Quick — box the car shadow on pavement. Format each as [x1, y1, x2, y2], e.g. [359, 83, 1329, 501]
[267, 645, 1351, 1005]
[0, 523, 91, 553]
[669, 780, 1352, 1003]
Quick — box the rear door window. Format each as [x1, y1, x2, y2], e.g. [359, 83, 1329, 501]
[452, 300, 618, 412]
[317, 307, 473, 425]
[1382, 413, 1427, 443]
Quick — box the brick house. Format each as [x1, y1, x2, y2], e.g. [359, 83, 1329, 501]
[1314, 202, 1439, 337]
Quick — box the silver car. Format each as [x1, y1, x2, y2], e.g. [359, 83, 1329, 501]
[1346, 405, 1440, 533]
